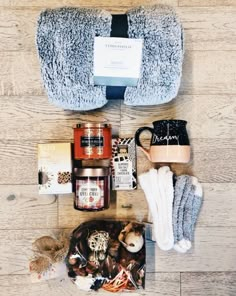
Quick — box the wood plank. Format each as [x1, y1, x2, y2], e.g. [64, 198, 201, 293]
[79, 184, 235, 229]
[0, 51, 43, 96]
[1, 51, 236, 96]
[197, 183, 236, 227]
[59, 182, 236, 250]
[0, 185, 58, 229]
[1, 94, 235, 140]
[0, 275, 79, 296]
[0, 140, 38, 185]
[177, 7, 236, 50]
[59, 183, 236, 228]
[169, 138, 236, 183]
[1, 7, 236, 52]
[1, 227, 236, 275]
[179, 0, 236, 6]
[179, 51, 236, 95]
[0, 229, 60, 275]
[115, 190, 149, 223]
[0, 138, 235, 185]
[144, 273, 180, 296]
[58, 191, 118, 228]
[120, 95, 236, 139]
[0, 8, 37, 52]
[181, 272, 236, 296]
[0, 273, 180, 296]
[146, 227, 236, 272]
[0, 97, 121, 140]
[0, 0, 178, 8]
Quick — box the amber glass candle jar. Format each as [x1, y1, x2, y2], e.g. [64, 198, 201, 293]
[74, 123, 112, 160]
[74, 167, 110, 211]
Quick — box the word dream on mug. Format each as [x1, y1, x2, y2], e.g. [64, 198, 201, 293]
[151, 134, 180, 145]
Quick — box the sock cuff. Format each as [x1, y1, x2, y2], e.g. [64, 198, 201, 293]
[191, 176, 203, 197]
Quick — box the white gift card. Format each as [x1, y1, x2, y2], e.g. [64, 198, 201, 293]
[94, 37, 143, 86]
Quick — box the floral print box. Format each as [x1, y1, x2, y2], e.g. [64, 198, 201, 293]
[66, 220, 146, 292]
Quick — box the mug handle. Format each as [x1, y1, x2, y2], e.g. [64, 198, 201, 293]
[135, 127, 154, 161]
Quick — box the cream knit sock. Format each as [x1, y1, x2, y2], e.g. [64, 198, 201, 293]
[139, 167, 174, 251]
[155, 166, 174, 250]
[139, 169, 159, 245]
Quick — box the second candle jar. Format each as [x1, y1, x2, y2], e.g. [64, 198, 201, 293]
[74, 123, 112, 159]
[74, 167, 110, 211]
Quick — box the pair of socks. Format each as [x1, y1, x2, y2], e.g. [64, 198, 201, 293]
[139, 167, 203, 253]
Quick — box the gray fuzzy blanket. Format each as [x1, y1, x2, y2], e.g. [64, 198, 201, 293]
[36, 5, 184, 111]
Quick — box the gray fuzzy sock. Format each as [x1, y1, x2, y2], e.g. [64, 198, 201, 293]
[173, 176, 203, 253]
[176, 177, 193, 242]
[182, 183, 195, 242]
[172, 175, 189, 243]
[188, 177, 203, 241]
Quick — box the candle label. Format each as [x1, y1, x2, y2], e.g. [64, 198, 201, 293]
[76, 180, 104, 210]
[81, 136, 104, 147]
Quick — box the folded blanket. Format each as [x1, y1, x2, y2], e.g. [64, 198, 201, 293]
[36, 5, 184, 111]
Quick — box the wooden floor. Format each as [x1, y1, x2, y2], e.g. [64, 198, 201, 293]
[0, 0, 236, 295]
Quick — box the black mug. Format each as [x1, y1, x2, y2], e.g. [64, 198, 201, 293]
[135, 120, 190, 163]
